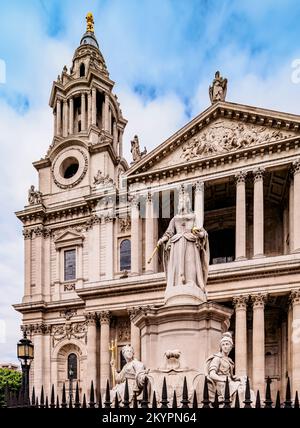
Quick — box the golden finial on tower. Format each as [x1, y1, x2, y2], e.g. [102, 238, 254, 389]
[86, 12, 94, 33]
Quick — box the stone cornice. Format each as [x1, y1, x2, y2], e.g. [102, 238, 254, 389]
[126, 101, 300, 179]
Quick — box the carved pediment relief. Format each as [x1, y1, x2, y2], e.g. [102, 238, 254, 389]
[54, 229, 85, 249]
[144, 118, 299, 172]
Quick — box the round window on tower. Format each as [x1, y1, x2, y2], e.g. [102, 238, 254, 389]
[60, 157, 79, 179]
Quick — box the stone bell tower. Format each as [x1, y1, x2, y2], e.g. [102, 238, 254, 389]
[43, 11, 128, 196]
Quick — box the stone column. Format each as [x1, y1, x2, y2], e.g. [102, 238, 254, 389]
[53, 111, 57, 137]
[251, 294, 267, 395]
[88, 219, 101, 282]
[33, 325, 44, 395]
[233, 295, 248, 377]
[81, 93, 86, 131]
[130, 195, 141, 275]
[119, 129, 123, 158]
[23, 229, 32, 301]
[145, 192, 157, 273]
[34, 226, 44, 300]
[291, 289, 300, 395]
[91, 88, 97, 126]
[56, 99, 61, 136]
[194, 181, 204, 228]
[69, 97, 74, 135]
[105, 218, 114, 279]
[292, 160, 300, 252]
[87, 91, 92, 128]
[63, 100, 68, 137]
[235, 171, 247, 260]
[253, 167, 265, 258]
[113, 121, 117, 151]
[43, 229, 51, 301]
[128, 308, 141, 360]
[104, 94, 109, 132]
[99, 311, 111, 392]
[85, 312, 98, 393]
[289, 176, 294, 253]
[43, 326, 51, 397]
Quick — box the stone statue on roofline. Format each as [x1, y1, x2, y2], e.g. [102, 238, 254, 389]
[130, 135, 147, 163]
[209, 71, 227, 104]
[28, 185, 42, 205]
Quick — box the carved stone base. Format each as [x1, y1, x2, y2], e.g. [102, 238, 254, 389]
[133, 302, 233, 388]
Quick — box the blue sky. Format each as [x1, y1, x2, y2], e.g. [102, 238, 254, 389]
[1, 0, 300, 363]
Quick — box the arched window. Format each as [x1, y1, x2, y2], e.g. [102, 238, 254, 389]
[120, 239, 131, 271]
[79, 63, 85, 77]
[67, 353, 78, 379]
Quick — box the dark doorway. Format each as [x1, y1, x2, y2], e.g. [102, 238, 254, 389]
[209, 228, 235, 264]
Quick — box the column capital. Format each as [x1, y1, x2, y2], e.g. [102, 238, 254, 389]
[23, 229, 33, 240]
[146, 192, 153, 203]
[253, 167, 265, 182]
[127, 307, 139, 321]
[85, 312, 98, 326]
[235, 170, 247, 184]
[194, 180, 204, 192]
[33, 225, 44, 238]
[233, 295, 248, 310]
[98, 311, 111, 325]
[251, 293, 267, 308]
[129, 194, 140, 209]
[290, 289, 300, 305]
[292, 159, 300, 176]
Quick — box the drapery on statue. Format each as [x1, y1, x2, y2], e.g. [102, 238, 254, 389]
[205, 332, 254, 403]
[130, 135, 147, 163]
[28, 185, 42, 205]
[156, 188, 209, 301]
[110, 345, 149, 403]
[209, 71, 227, 104]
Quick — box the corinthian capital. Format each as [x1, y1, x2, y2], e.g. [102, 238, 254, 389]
[290, 289, 300, 305]
[253, 167, 265, 182]
[235, 170, 247, 185]
[251, 293, 267, 308]
[99, 311, 111, 325]
[85, 312, 97, 325]
[233, 295, 248, 310]
[292, 159, 300, 176]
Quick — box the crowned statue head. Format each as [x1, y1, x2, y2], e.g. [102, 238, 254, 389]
[121, 344, 135, 362]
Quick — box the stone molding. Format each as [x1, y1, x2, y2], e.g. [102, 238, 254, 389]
[290, 289, 300, 305]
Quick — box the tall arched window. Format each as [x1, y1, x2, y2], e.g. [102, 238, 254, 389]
[79, 63, 85, 77]
[120, 239, 131, 271]
[67, 353, 78, 379]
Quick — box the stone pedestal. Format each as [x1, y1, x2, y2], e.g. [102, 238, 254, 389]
[132, 301, 232, 400]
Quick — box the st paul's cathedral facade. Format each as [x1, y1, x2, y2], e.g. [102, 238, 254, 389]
[14, 14, 300, 402]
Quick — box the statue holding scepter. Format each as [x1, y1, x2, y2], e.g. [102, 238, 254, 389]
[156, 187, 209, 303]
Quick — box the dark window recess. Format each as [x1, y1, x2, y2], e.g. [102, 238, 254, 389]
[120, 239, 131, 271]
[67, 353, 78, 379]
[120, 349, 126, 369]
[64, 163, 79, 179]
[209, 228, 235, 264]
[79, 63, 85, 77]
[64, 249, 76, 281]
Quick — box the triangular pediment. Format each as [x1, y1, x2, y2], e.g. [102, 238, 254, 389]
[54, 229, 84, 249]
[126, 101, 300, 176]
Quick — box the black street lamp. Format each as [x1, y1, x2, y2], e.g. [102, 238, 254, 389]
[17, 332, 34, 404]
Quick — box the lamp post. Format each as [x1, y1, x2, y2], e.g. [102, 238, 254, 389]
[17, 332, 34, 405]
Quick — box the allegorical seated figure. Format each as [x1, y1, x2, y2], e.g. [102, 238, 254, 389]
[110, 345, 149, 404]
[205, 332, 253, 403]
